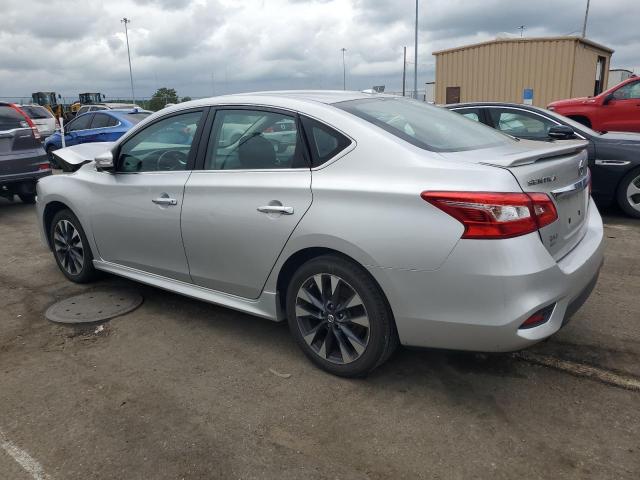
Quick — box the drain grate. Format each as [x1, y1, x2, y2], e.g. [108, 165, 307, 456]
[46, 289, 143, 324]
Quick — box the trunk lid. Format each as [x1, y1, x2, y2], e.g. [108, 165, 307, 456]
[439, 139, 591, 261]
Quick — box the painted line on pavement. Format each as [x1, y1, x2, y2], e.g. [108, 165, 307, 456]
[0, 428, 51, 480]
[515, 351, 640, 392]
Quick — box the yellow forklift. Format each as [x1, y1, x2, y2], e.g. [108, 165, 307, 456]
[31, 92, 69, 120]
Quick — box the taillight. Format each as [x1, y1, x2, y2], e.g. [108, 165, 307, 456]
[38, 163, 51, 171]
[10, 104, 41, 140]
[421, 191, 558, 239]
[587, 167, 592, 195]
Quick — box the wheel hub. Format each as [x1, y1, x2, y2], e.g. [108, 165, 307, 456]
[295, 273, 370, 365]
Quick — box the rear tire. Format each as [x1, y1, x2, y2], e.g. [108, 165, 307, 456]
[18, 193, 36, 204]
[286, 254, 398, 377]
[617, 167, 640, 218]
[49, 209, 98, 283]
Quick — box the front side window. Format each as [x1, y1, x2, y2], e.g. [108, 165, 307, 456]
[66, 114, 93, 132]
[117, 110, 202, 173]
[337, 97, 512, 152]
[613, 80, 640, 100]
[488, 109, 556, 139]
[205, 109, 307, 170]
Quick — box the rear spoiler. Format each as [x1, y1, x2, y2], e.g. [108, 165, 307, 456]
[52, 142, 114, 172]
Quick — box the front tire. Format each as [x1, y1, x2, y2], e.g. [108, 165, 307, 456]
[49, 209, 97, 283]
[286, 255, 398, 377]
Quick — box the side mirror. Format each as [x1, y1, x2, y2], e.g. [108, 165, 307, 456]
[548, 125, 576, 140]
[95, 151, 114, 170]
[603, 93, 615, 105]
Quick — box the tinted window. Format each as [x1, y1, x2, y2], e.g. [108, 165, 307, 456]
[124, 113, 151, 124]
[20, 105, 52, 119]
[613, 80, 640, 100]
[488, 109, 556, 139]
[452, 108, 482, 122]
[301, 116, 351, 166]
[337, 97, 511, 152]
[90, 113, 118, 129]
[205, 109, 307, 170]
[66, 114, 93, 132]
[118, 110, 202, 173]
[0, 105, 27, 130]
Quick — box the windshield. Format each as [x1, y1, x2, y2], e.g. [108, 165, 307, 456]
[336, 97, 513, 152]
[124, 112, 151, 124]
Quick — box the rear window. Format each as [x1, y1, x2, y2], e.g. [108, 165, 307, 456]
[336, 97, 512, 152]
[19, 105, 52, 119]
[124, 112, 151, 124]
[0, 105, 28, 131]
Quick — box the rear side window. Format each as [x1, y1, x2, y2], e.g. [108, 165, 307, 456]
[0, 106, 27, 130]
[66, 114, 93, 132]
[90, 113, 118, 129]
[300, 116, 351, 167]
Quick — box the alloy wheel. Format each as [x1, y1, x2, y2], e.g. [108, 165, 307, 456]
[295, 273, 370, 364]
[53, 219, 85, 275]
[626, 174, 640, 213]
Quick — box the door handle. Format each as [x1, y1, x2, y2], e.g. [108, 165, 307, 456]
[257, 205, 294, 215]
[152, 197, 178, 206]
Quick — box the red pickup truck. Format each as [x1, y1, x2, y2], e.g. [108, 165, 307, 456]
[548, 76, 640, 133]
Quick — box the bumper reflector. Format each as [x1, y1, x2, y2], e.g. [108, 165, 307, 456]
[519, 304, 555, 330]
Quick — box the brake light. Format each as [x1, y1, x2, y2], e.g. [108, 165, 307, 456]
[38, 163, 51, 171]
[10, 104, 41, 140]
[519, 304, 555, 329]
[421, 191, 558, 239]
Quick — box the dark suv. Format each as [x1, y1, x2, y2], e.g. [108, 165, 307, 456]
[0, 103, 51, 203]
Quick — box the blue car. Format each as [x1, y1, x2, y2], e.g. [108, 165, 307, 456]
[44, 109, 151, 163]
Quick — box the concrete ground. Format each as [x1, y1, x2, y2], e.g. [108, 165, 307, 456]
[0, 198, 638, 480]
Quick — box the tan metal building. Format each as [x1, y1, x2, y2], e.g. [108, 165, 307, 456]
[433, 36, 614, 107]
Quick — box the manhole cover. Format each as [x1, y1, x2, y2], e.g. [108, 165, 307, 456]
[46, 289, 143, 324]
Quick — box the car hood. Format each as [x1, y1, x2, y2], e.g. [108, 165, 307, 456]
[548, 97, 592, 107]
[52, 142, 113, 171]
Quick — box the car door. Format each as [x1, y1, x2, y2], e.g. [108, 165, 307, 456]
[486, 107, 557, 140]
[181, 107, 312, 299]
[89, 109, 206, 282]
[86, 113, 117, 143]
[600, 79, 640, 133]
[64, 113, 93, 146]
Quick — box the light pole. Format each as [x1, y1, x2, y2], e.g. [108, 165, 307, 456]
[121, 18, 136, 105]
[341, 48, 347, 90]
[582, 0, 591, 37]
[413, 0, 418, 99]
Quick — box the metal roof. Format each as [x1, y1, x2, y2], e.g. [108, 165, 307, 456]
[433, 36, 614, 56]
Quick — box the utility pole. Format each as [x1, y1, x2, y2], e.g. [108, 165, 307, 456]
[341, 48, 347, 90]
[517, 25, 526, 37]
[413, 0, 418, 99]
[121, 18, 135, 105]
[402, 46, 407, 97]
[582, 0, 591, 37]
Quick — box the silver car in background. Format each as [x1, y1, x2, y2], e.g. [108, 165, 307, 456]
[36, 91, 604, 377]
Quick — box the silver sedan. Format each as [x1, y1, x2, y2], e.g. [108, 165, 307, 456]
[36, 91, 604, 377]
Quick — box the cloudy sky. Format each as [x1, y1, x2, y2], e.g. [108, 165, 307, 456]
[1, 0, 638, 101]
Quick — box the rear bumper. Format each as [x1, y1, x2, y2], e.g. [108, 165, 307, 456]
[370, 198, 605, 352]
